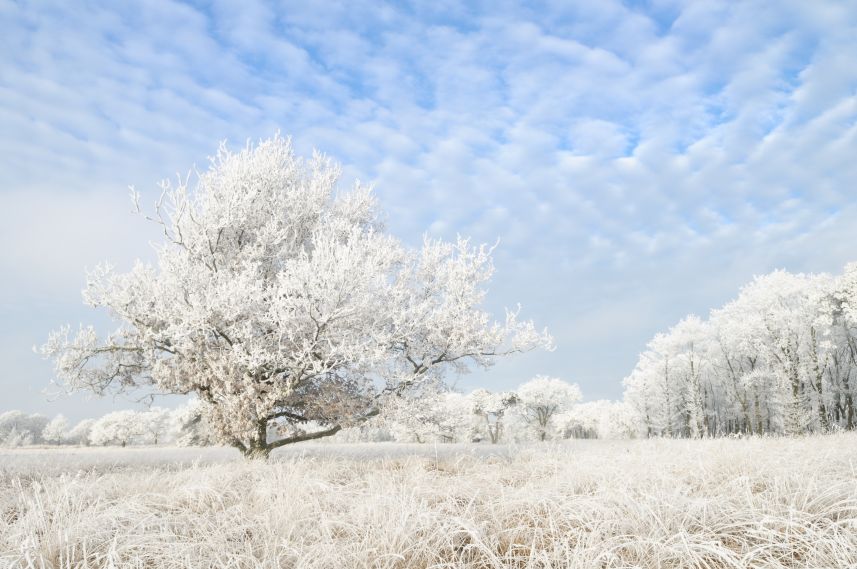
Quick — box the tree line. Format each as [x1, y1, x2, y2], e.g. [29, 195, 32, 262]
[3, 376, 645, 447]
[0, 402, 215, 448]
[623, 265, 857, 437]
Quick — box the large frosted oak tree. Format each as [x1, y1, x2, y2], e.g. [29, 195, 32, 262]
[41, 136, 552, 458]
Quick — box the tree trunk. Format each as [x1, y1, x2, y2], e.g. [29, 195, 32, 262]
[846, 389, 855, 430]
[810, 328, 830, 432]
[754, 391, 763, 435]
[486, 415, 501, 444]
[242, 441, 271, 460]
[537, 407, 549, 441]
[720, 344, 752, 434]
[663, 360, 673, 437]
[788, 365, 803, 435]
[842, 373, 854, 430]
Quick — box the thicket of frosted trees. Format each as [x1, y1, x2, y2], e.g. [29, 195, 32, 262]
[623, 265, 857, 437]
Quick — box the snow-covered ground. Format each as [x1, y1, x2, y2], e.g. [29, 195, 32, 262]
[3, 435, 857, 568]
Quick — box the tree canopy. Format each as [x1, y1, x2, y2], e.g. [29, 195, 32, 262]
[41, 136, 552, 458]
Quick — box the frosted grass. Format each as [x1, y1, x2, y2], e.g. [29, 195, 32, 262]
[2, 435, 856, 568]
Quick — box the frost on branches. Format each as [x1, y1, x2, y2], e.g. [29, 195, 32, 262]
[40, 136, 552, 459]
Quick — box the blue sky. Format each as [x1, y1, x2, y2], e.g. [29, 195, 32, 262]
[2, 0, 857, 421]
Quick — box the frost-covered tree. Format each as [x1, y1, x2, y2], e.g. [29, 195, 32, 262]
[666, 316, 710, 438]
[89, 410, 142, 447]
[623, 360, 660, 437]
[138, 407, 171, 445]
[712, 271, 832, 435]
[604, 401, 642, 439]
[385, 389, 475, 443]
[42, 414, 69, 445]
[828, 262, 857, 430]
[623, 265, 857, 437]
[516, 376, 582, 441]
[470, 389, 517, 443]
[624, 316, 712, 438]
[0, 411, 49, 447]
[67, 418, 96, 446]
[556, 400, 641, 439]
[41, 136, 552, 458]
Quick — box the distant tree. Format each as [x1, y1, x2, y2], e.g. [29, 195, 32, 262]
[89, 410, 142, 447]
[138, 407, 171, 445]
[629, 316, 711, 438]
[0, 411, 49, 447]
[385, 389, 474, 443]
[67, 418, 96, 446]
[606, 401, 644, 439]
[41, 136, 551, 459]
[555, 403, 600, 439]
[470, 389, 517, 443]
[516, 376, 582, 441]
[42, 414, 69, 445]
[557, 400, 641, 439]
[711, 271, 832, 435]
[828, 262, 857, 430]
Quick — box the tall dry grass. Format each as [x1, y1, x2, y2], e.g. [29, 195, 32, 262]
[2, 435, 856, 568]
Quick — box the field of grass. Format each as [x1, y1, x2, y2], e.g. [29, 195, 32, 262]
[2, 435, 857, 568]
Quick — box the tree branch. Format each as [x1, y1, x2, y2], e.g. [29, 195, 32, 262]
[267, 410, 310, 423]
[265, 407, 381, 450]
[266, 424, 342, 449]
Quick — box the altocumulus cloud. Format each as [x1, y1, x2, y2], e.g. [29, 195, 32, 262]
[1, 0, 856, 418]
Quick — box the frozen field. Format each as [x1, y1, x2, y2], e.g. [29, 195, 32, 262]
[2, 436, 857, 568]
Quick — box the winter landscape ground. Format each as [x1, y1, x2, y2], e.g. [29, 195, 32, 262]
[3, 435, 857, 569]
